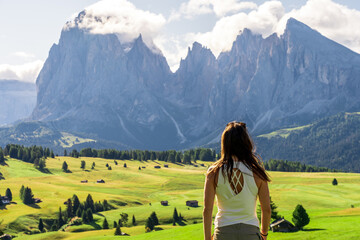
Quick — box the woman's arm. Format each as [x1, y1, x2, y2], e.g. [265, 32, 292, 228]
[255, 175, 271, 240]
[203, 171, 216, 240]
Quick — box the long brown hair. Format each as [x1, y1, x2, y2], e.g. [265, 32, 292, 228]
[208, 121, 270, 187]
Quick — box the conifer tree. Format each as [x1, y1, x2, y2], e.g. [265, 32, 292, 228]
[113, 221, 117, 228]
[91, 162, 95, 169]
[38, 218, 44, 232]
[86, 194, 95, 212]
[0, 148, 4, 164]
[86, 208, 93, 222]
[81, 160, 86, 170]
[292, 204, 310, 229]
[58, 207, 65, 227]
[72, 194, 80, 215]
[81, 210, 88, 223]
[145, 217, 154, 231]
[150, 212, 159, 225]
[120, 213, 128, 226]
[64, 149, 67, 156]
[173, 207, 179, 222]
[20, 185, 25, 200]
[76, 208, 82, 218]
[66, 199, 73, 218]
[50, 150, 55, 158]
[23, 187, 34, 204]
[5, 188, 12, 201]
[114, 225, 122, 235]
[332, 178, 338, 185]
[102, 218, 109, 229]
[132, 215, 136, 226]
[51, 220, 58, 231]
[62, 161, 68, 172]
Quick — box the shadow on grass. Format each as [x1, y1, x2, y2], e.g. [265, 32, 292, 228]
[64, 169, 72, 173]
[302, 228, 326, 232]
[154, 227, 164, 231]
[38, 168, 52, 174]
[26, 203, 41, 209]
[88, 222, 102, 230]
[0, 205, 7, 210]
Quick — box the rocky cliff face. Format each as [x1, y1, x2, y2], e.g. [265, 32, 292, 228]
[0, 80, 36, 126]
[29, 17, 360, 149]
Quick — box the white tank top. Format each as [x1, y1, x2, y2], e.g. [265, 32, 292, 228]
[213, 161, 259, 228]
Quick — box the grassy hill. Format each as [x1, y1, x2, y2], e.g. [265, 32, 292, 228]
[256, 112, 360, 172]
[1, 156, 360, 239]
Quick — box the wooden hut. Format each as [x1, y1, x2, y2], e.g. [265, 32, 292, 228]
[270, 218, 296, 232]
[186, 200, 198, 207]
[154, 166, 161, 169]
[161, 201, 168, 206]
[97, 179, 105, 183]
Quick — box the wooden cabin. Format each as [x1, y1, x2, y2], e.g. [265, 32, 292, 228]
[81, 180, 88, 183]
[161, 201, 168, 206]
[186, 200, 198, 207]
[0, 196, 10, 205]
[154, 166, 161, 169]
[97, 179, 105, 183]
[164, 164, 169, 168]
[270, 218, 296, 232]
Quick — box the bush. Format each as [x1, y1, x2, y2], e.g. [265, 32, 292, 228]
[292, 204, 310, 229]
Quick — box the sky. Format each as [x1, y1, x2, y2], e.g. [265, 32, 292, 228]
[1, 0, 360, 82]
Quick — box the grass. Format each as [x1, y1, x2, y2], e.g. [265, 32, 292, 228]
[258, 124, 313, 139]
[1, 156, 360, 239]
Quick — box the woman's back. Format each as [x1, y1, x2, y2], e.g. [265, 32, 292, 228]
[214, 161, 259, 229]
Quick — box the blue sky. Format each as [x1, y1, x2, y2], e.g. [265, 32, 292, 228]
[1, 0, 360, 82]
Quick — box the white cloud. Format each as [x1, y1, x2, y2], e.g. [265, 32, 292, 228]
[65, 0, 166, 51]
[169, 0, 257, 21]
[0, 60, 44, 83]
[276, 0, 360, 53]
[188, 1, 285, 57]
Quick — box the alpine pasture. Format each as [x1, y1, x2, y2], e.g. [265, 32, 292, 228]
[0, 156, 360, 239]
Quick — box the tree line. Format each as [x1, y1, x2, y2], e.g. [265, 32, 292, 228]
[71, 147, 216, 163]
[264, 159, 338, 172]
[2, 144, 54, 164]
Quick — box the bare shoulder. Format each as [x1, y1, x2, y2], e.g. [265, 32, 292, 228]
[252, 171, 263, 189]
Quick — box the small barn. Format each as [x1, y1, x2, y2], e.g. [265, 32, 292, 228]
[161, 201, 168, 206]
[81, 180, 88, 183]
[154, 166, 161, 169]
[200, 164, 205, 167]
[270, 218, 296, 232]
[164, 164, 169, 168]
[97, 179, 105, 183]
[142, 166, 146, 168]
[0, 196, 10, 205]
[186, 200, 198, 207]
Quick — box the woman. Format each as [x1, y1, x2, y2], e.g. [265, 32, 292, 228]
[203, 121, 271, 240]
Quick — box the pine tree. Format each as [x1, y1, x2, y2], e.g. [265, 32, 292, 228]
[64, 149, 67, 156]
[173, 207, 179, 222]
[113, 221, 117, 228]
[86, 208, 93, 222]
[138, 166, 141, 170]
[132, 215, 136, 226]
[66, 199, 73, 218]
[38, 218, 44, 232]
[102, 218, 109, 229]
[72, 194, 80, 215]
[50, 150, 55, 158]
[81, 210, 88, 223]
[332, 178, 338, 185]
[270, 196, 281, 220]
[120, 213, 128, 226]
[81, 160, 86, 170]
[51, 220, 58, 231]
[91, 162, 95, 169]
[123, 163, 127, 168]
[0, 148, 4, 164]
[292, 204, 310, 229]
[23, 187, 34, 204]
[5, 188, 12, 201]
[145, 217, 154, 231]
[86, 194, 95, 212]
[62, 161, 68, 172]
[150, 212, 159, 225]
[76, 207, 82, 217]
[20, 185, 25, 201]
[114, 225, 122, 235]
[58, 207, 65, 227]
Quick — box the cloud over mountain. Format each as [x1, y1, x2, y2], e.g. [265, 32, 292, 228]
[0, 60, 44, 83]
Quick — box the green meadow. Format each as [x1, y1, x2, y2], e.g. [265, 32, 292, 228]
[1, 156, 360, 239]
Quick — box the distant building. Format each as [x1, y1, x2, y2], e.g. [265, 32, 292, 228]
[0, 196, 10, 205]
[161, 201, 168, 206]
[142, 166, 146, 168]
[270, 218, 296, 232]
[97, 179, 105, 183]
[81, 180, 88, 183]
[200, 164, 205, 167]
[186, 200, 198, 207]
[164, 164, 169, 168]
[154, 166, 161, 169]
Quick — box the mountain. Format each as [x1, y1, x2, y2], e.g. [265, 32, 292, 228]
[255, 112, 360, 172]
[0, 80, 36, 126]
[1, 16, 360, 158]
